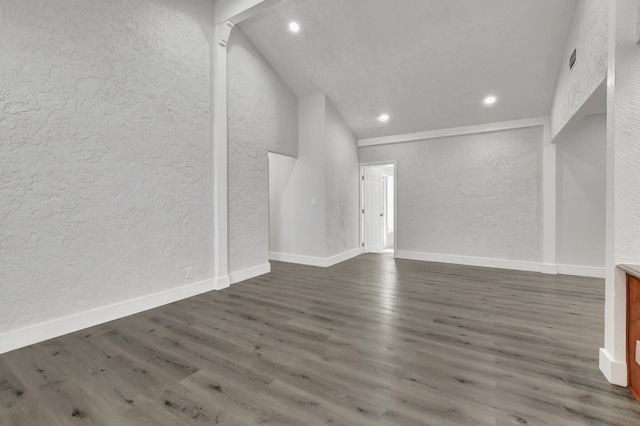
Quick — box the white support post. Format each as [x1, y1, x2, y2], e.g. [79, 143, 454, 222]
[541, 118, 557, 275]
[210, 0, 281, 289]
[600, 49, 627, 384]
[600, 0, 630, 387]
[212, 21, 234, 290]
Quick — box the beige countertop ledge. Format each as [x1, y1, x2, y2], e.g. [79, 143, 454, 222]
[619, 264, 640, 280]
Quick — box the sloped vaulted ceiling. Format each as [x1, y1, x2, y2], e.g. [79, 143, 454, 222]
[239, 0, 577, 139]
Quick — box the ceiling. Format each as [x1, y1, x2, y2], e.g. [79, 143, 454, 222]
[239, 0, 577, 139]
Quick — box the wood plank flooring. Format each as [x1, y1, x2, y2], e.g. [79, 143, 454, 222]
[2, 253, 640, 425]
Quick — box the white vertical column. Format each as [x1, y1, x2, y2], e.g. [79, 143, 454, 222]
[210, 1, 281, 290]
[541, 119, 557, 275]
[600, 0, 636, 387]
[602, 3, 621, 380]
[212, 21, 234, 290]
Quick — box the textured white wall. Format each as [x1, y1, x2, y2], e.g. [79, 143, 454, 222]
[556, 114, 606, 268]
[0, 0, 214, 334]
[227, 28, 298, 274]
[550, 0, 608, 139]
[325, 100, 360, 256]
[359, 127, 543, 262]
[601, 0, 640, 385]
[611, 3, 640, 266]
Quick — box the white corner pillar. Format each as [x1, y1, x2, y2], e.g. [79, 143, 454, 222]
[211, 1, 282, 290]
[601, 1, 624, 381]
[541, 118, 557, 275]
[599, 0, 639, 387]
[212, 20, 234, 290]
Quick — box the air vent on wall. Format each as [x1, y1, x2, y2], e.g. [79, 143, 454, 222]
[569, 48, 577, 71]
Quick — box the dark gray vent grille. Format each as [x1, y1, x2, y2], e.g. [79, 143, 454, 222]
[569, 48, 577, 71]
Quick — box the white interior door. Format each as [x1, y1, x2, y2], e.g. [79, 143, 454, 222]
[363, 167, 385, 252]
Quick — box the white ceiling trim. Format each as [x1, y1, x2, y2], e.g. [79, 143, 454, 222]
[358, 117, 548, 147]
[214, 0, 283, 24]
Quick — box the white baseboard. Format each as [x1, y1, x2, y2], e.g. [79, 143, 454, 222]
[557, 264, 606, 278]
[541, 263, 558, 275]
[270, 248, 361, 268]
[599, 348, 627, 386]
[269, 252, 326, 267]
[215, 276, 231, 290]
[229, 263, 271, 285]
[394, 251, 608, 278]
[0, 278, 221, 355]
[325, 248, 362, 267]
[395, 250, 541, 273]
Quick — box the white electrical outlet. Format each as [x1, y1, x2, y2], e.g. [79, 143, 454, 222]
[186, 267, 194, 279]
[311, 197, 317, 206]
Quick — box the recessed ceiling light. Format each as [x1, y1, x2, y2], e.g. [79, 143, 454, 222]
[289, 22, 300, 33]
[484, 95, 497, 106]
[377, 113, 390, 123]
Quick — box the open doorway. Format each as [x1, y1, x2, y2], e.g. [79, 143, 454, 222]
[361, 163, 396, 254]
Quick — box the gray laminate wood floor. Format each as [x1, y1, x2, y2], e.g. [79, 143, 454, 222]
[2, 253, 640, 425]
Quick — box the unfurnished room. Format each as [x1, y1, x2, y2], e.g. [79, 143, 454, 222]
[3, 0, 640, 424]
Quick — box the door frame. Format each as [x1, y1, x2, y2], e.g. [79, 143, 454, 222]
[359, 161, 397, 256]
[382, 175, 394, 249]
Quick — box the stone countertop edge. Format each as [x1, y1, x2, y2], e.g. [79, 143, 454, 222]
[619, 264, 640, 279]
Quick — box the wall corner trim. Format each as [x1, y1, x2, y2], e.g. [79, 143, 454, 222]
[0, 278, 224, 356]
[229, 263, 271, 285]
[599, 348, 628, 387]
[541, 263, 559, 275]
[325, 248, 362, 267]
[269, 248, 361, 268]
[358, 117, 548, 147]
[214, 276, 231, 290]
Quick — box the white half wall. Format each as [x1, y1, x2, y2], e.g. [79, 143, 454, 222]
[268, 93, 360, 264]
[325, 99, 360, 257]
[0, 0, 215, 336]
[550, 0, 608, 139]
[268, 93, 327, 258]
[359, 127, 543, 265]
[556, 114, 606, 272]
[268, 152, 297, 255]
[227, 27, 298, 275]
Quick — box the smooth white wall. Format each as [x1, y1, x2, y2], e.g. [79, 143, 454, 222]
[0, 0, 214, 334]
[359, 127, 543, 263]
[269, 93, 327, 258]
[325, 100, 360, 256]
[550, 0, 608, 139]
[269, 93, 360, 261]
[556, 114, 606, 269]
[268, 152, 297, 254]
[227, 28, 298, 274]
